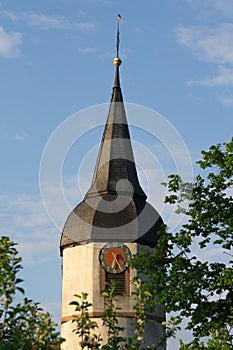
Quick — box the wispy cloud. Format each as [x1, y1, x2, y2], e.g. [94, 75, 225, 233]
[0, 174, 82, 263]
[176, 22, 233, 104]
[0, 6, 95, 32]
[75, 21, 95, 31]
[0, 191, 62, 323]
[27, 13, 95, 31]
[0, 9, 18, 22]
[175, 23, 233, 65]
[0, 193, 60, 263]
[187, 66, 233, 87]
[88, 0, 112, 4]
[206, 0, 233, 15]
[15, 130, 29, 142]
[189, 235, 230, 265]
[0, 26, 22, 58]
[79, 47, 96, 54]
[186, 0, 233, 18]
[133, 26, 142, 33]
[27, 14, 70, 30]
[221, 95, 233, 106]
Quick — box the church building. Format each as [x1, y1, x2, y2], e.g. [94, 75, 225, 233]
[60, 20, 165, 349]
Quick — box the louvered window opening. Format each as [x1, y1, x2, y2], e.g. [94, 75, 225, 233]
[105, 272, 125, 294]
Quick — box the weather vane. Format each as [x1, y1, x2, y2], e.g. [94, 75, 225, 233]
[116, 14, 121, 58]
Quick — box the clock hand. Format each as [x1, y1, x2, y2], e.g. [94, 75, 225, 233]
[112, 252, 123, 271]
[111, 252, 123, 271]
[115, 258, 123, 271]
[111, 252, 117, 269]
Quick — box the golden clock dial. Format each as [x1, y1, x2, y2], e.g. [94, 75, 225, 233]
[99, 243, 131, 274]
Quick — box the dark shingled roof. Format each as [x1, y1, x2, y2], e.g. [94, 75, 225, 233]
[60, 64, 163, 253]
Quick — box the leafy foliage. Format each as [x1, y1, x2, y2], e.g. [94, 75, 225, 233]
[0, 235, 24, 340]
[101, 281, 126, 349]
[132, 138, 233, 349]
[179, 327, 232, 349]
[70, 292, 102, 349]
[70, 279, 166, 350]
[0, 236, 64, 349]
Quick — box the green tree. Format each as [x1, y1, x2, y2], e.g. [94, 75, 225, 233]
[70, 292, 102, 349]
[101, 281, 126, 349]
[132, 138, 233, 349]
[70, 279, 166, 350]
[0, 236, 64, 349]
[0, 235, 24, 340]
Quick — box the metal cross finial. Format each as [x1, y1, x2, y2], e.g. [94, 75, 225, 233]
[116, 14, 121, 58]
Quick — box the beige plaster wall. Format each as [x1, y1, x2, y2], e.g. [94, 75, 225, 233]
[61, 242, 165, 349]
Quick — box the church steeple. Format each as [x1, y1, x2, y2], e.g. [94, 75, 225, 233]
[60, 19, 166, 349]
[86, 58, 147, 200]
[60, 17, 163, 251]
[86, 15, 146, 200]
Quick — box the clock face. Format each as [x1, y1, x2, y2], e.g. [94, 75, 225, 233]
[99, 243, 131, 274]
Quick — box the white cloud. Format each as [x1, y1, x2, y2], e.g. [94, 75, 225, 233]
[0, 191, 62, 324]
[133, 26, 142, 33]
[221, 96, 233, 106]
[15, 130, 29, 142]
[0, 193, 60, 263]
[88, 0, 112, 3]
[19, 239, 58, 262]
[0, 9, 18, 22]
[176, 23, 233, 102]
[175, 23, 233, 65]
[27, 14, 68, 30]
[186, 0, 233, 18]
[0, 5, 95, 31]
[27, 13, 95, 31]
[76, 21, 95, 31]
[0, 174, 82, 262]
[0, 26, 22, 58]
[206, 0, 233, 15]
[187, 66, 233, 87]
[188, 234, 231, 266]
[79, 47, 96, 54]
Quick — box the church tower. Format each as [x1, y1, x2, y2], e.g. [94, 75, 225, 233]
[60, 19, 165, 349]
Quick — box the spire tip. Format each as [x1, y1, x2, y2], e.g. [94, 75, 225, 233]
[114, 14, 122, 66]
[116, 15, 121, 58]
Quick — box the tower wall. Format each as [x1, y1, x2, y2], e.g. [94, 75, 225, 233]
[61, 243, 165, 349]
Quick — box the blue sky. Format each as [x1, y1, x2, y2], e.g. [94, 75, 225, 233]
[1, 0, 233, 347]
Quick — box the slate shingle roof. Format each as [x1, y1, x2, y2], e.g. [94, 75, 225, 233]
[60, 63, 163, 253]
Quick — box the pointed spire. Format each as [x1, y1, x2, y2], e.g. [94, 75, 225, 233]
[113, 65, 121, 89]
[85, 18, 147, 200]
[60, 16, 163, 251]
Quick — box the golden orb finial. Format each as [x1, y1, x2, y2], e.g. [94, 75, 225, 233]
[113, 57, 122, 66]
